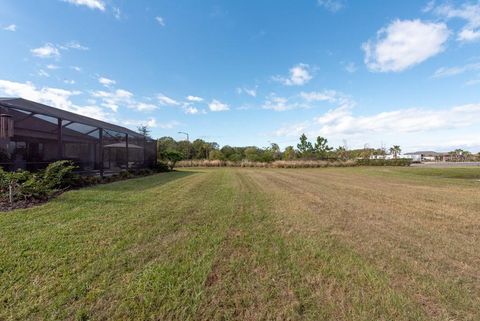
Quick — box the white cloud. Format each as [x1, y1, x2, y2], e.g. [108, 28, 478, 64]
[274, 102, 480, 140]
[236, 87, 257, 97]
[31, 41, 87, 59]
[46, 64, 60, 70]
[422, 0, 436, 13]
[134, 102, 157, 112]
[157, 93, 180, 106]
[71, 66, 82, 72]
[433, 62, 480, 78]
[344, 62, 357, 73]
[31, 43, 61, 59]
[155, 16, 165, 26]
[432, 2, 480, 43]
[273, 121, 311, 138]
[186, 95, 203, 102]
[209, 99, 229, 111]
[37, 69, 50, 78]
[64, 79, 76, 85]
[63, 0, 106, 11]
[98, 76, 116, 87]
[92, 89, 132, 112]
[465, 78, 480, 86]
[92, 88, 157, 112]
[158, 120, 181, 129]
[458, 28, 480, 42]
[184, 106, 200, 114]
[121, 118, 158, 129]
[264, 90, 354, 112]
[263, 95, 294, 111]
[3, 24, 16, 32]
[363, 19, 450, 72]
[62, 41, 89, 51]
[273, 63, 313, 86]
[300, 90, 339, 103]
[113, 7, 121, 20]
[314, 104, 480, 136]
[146, 118, 157, 128]
[0, 79, 112, 121]
[317, 0, 345, 12]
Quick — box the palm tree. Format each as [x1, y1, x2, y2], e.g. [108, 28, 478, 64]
[335, 146, 348, 161]
[389, 145, 401, 159]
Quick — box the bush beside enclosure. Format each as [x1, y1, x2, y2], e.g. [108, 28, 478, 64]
[0, 160, 169, 210]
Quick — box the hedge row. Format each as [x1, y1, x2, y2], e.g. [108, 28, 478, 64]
[176, 158, 412, 168]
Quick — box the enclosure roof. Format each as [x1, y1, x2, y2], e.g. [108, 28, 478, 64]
[0, 97, 145, 138]
[104, 142, 143, 149]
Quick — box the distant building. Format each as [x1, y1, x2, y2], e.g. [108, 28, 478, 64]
[370, 154, 421, 162]
[404, 151, 443, 162]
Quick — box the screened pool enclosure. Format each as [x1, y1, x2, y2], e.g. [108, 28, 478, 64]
[0, 98, 156, 175]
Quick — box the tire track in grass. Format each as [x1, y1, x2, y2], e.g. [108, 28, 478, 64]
[108, 169, 242, 320]
[196, 169, 303, 320]
[197, 169, 425, 320]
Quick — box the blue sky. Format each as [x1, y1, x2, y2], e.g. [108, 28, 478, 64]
[0, 0, 479, 152]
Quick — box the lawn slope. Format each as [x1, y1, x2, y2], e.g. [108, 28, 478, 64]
[1, 167, 479, 320]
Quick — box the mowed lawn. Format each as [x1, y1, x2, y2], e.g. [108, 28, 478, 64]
[1, 167, 479, 320]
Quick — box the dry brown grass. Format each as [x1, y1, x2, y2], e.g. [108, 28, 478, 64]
[176, 159, 357, 168]
[243, 167, 480, 320]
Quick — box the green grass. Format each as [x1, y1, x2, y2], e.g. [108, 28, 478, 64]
[1, 167, 479, 320]
[347, 166, 480, 186]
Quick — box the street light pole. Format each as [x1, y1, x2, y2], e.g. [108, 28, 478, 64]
[178, 131, 189, 142]
[178, 131, 190, 160]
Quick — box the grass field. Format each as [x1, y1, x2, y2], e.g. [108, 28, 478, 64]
[1, 167, 479, 320]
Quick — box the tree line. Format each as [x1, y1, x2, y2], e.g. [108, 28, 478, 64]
[155, 133, 417, 164]
[139, 125, 480, 165]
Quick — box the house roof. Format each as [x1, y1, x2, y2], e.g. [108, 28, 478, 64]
[0, 97, 145, 138]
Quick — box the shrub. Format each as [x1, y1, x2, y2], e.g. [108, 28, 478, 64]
[153, 162, 170, 172]
[43, 160, 80, 189]
[0, 169, 51, 202]
[162, 150, 184, 170]
[0, 159, 159, 207]
[119, 170, 134, 179]
[355, 159, 412, 166]
[18, 174, 51, 200]
[78, 175, 102, 187]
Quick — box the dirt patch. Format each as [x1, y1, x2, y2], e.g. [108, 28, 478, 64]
[0, 197, 51, 211]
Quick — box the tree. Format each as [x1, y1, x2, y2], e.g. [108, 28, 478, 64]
[192, 139, 209, 159]
[284, 146, 296, 160]
[314, 136, 333, 159]
[177, 140, 193, 160]
[297, 134, 313, 158]
[209, 150, 225, 161]
[389, 145, 401, 159]
[265, 143, 281, 161]
[335, 146, 348, 161]
[221, 145, 236, 159]
[162, 149, 183, 170]
[244, 147, 260, 162]
[137, 125, 151, 138]
[451, 149, 468, 161]
[157, 137, 177, 160]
